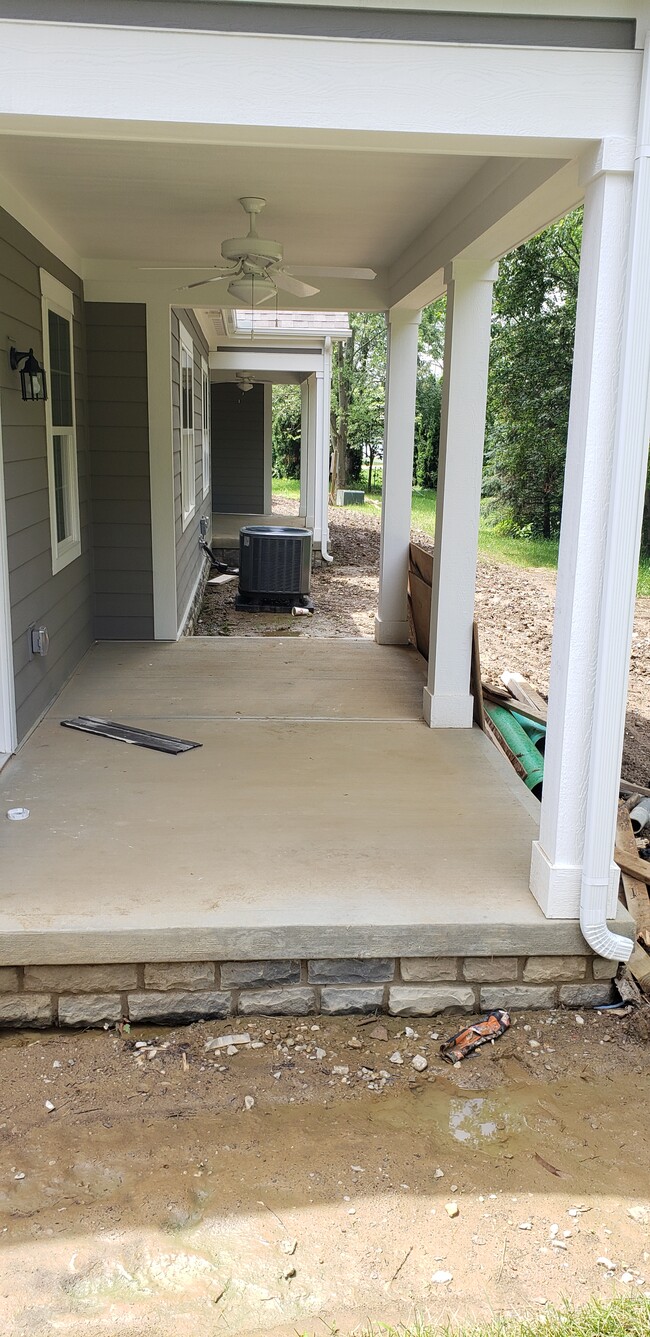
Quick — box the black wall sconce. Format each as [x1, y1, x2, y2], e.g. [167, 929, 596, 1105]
[9, 347, 48, 402]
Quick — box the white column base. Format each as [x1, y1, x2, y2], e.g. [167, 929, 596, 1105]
[374, 615, 410, 646]
[422, 687, 474, 728]
[529, 840, 620, 919]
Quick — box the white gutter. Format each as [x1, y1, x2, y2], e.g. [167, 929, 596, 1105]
[580, 41, 650, 961]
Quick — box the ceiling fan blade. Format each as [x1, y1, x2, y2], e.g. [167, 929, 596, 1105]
[138, 265, 233, 272]
[287, 266, 377, 281]
[273, 270, 320, 298]
[183, 275, 230, 290]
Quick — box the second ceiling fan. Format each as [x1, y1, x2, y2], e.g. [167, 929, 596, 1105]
[141, 197, 376, 305]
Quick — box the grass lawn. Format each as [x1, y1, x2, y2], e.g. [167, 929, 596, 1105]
[273, 476, 650, 596]
[299, 1297, 650, 1336]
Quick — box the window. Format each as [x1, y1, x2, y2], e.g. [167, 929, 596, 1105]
[41, 271, 80, 573]
[201, 357, 211, 499]
[180, 330, 195, 528]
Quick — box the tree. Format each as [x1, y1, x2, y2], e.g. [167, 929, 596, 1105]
[330, 313, 387, 494]
[271, 384, 301, 479]
[414, 298, 445, 488]
[485, 208, 582, 538]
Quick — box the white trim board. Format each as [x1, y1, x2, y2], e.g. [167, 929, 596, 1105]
[0, 397, 17, 757]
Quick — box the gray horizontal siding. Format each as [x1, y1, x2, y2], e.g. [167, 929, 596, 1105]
[172, 308, 208, 632]
[0, 205, 93, 744]
[85, 302, 153, 640]
[212, 381, 266, 514]
[2, 3, 636, 48]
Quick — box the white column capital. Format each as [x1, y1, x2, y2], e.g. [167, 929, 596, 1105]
[387, 306, 422, 329]
[444, 258, 499, 287]
[579, 137, 635, 187]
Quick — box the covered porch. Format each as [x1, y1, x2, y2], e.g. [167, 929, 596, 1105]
[1, 635, 630, 1021]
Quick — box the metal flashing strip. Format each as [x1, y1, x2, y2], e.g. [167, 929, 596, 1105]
[0, 3, 636, 51]
[61, 716, 202, 753]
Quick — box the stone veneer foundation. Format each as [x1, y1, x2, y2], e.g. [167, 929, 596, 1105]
[0, 955, 618, 1028]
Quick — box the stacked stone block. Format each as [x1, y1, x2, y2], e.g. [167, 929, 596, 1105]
[0, 953, 618, 1027]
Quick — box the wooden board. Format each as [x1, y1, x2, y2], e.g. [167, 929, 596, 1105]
[501, 671, 548, 722]
[409, 542, 433, 586]
[408, 569, 431, 660]
[484, 713, 528, 782]
[615, 802, 650, 933]
[471, 621, 486, 732]
[620, 779, 650, 800]
[482, 690, 546, 729]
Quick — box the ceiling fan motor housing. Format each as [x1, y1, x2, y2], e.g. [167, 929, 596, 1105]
[221, 237, 283, 266]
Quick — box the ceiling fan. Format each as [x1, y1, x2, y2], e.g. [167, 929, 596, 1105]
[140, 197, 376, 305]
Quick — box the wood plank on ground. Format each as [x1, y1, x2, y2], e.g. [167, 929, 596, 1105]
[471, 621, 486, 732]
[501, 670, 548, 722]
[482, 688, 546, 729]
[408, 570, 431, 660]
[615, 802, 650, 933]
[484, 713, 528, 781]
[409, 542, 433, 586]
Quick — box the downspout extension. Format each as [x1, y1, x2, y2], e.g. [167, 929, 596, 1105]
[579, 878, 632, 962]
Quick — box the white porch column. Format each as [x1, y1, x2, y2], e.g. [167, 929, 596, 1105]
[530, 142, 634, 918]
[303, 375, 317, 535]
[312, 369, 325, 547]
[299, 378, 309, 520]
[320, 337, 333, 557]
[146, 298, 177, 640]
[375, 308, 421, 645]
[423, 260, 497, 727]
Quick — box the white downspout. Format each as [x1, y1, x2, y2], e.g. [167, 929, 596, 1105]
[580, 46, 650, 961]
[320, 337, 334, 563]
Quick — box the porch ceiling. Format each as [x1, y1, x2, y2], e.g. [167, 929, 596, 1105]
[0, 134, 487, 269]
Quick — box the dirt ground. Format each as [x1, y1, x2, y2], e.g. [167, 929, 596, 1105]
[1, 1008, 649, 1336]
[197, 497, 650, 784]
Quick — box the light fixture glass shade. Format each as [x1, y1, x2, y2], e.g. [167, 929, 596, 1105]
[227, 275, 276, 307]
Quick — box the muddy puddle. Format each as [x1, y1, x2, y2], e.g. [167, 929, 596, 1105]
[0, 1013, 648, 1335]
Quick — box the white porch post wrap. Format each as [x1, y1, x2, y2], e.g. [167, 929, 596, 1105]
[530, 141, 635, 920]
[423, 259, 497, 728]
[146, 298, 177, 640]
[303, 375, 317, 536]
[375, 308, 421, 645]
[312, 370, 325, 547]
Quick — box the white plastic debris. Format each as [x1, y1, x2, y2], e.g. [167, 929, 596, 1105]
[432, 1270, 453, 1284]
[44, 1100, 55, 1112]
[243, 1095, 255, 1111]
[205, 1033, 251, 1051]
[628, 1205, 650, 1225]
[597, 1257, 616, 1270]
[7, 807, 29, 821]
[519, 1222, 533, 1230]
[14, 1173, 25, 1181]
[411, 1055, 428, 1072]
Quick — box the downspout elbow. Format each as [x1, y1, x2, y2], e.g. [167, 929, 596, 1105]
[579, 876, 633, 961]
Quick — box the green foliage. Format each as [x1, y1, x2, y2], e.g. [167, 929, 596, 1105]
[485, 208, 582, 539]
[331, 312, 387, 489]
[271, 384, 302, 479]
[414, 298, 445, 489]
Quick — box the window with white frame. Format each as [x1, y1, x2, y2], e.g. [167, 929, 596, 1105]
[180, 329, 195, 528]
[201, 357, 211, 499]
[41, 271, 80, 574]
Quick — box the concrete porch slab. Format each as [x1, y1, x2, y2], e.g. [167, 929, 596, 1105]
[0, 639, 632, 966]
